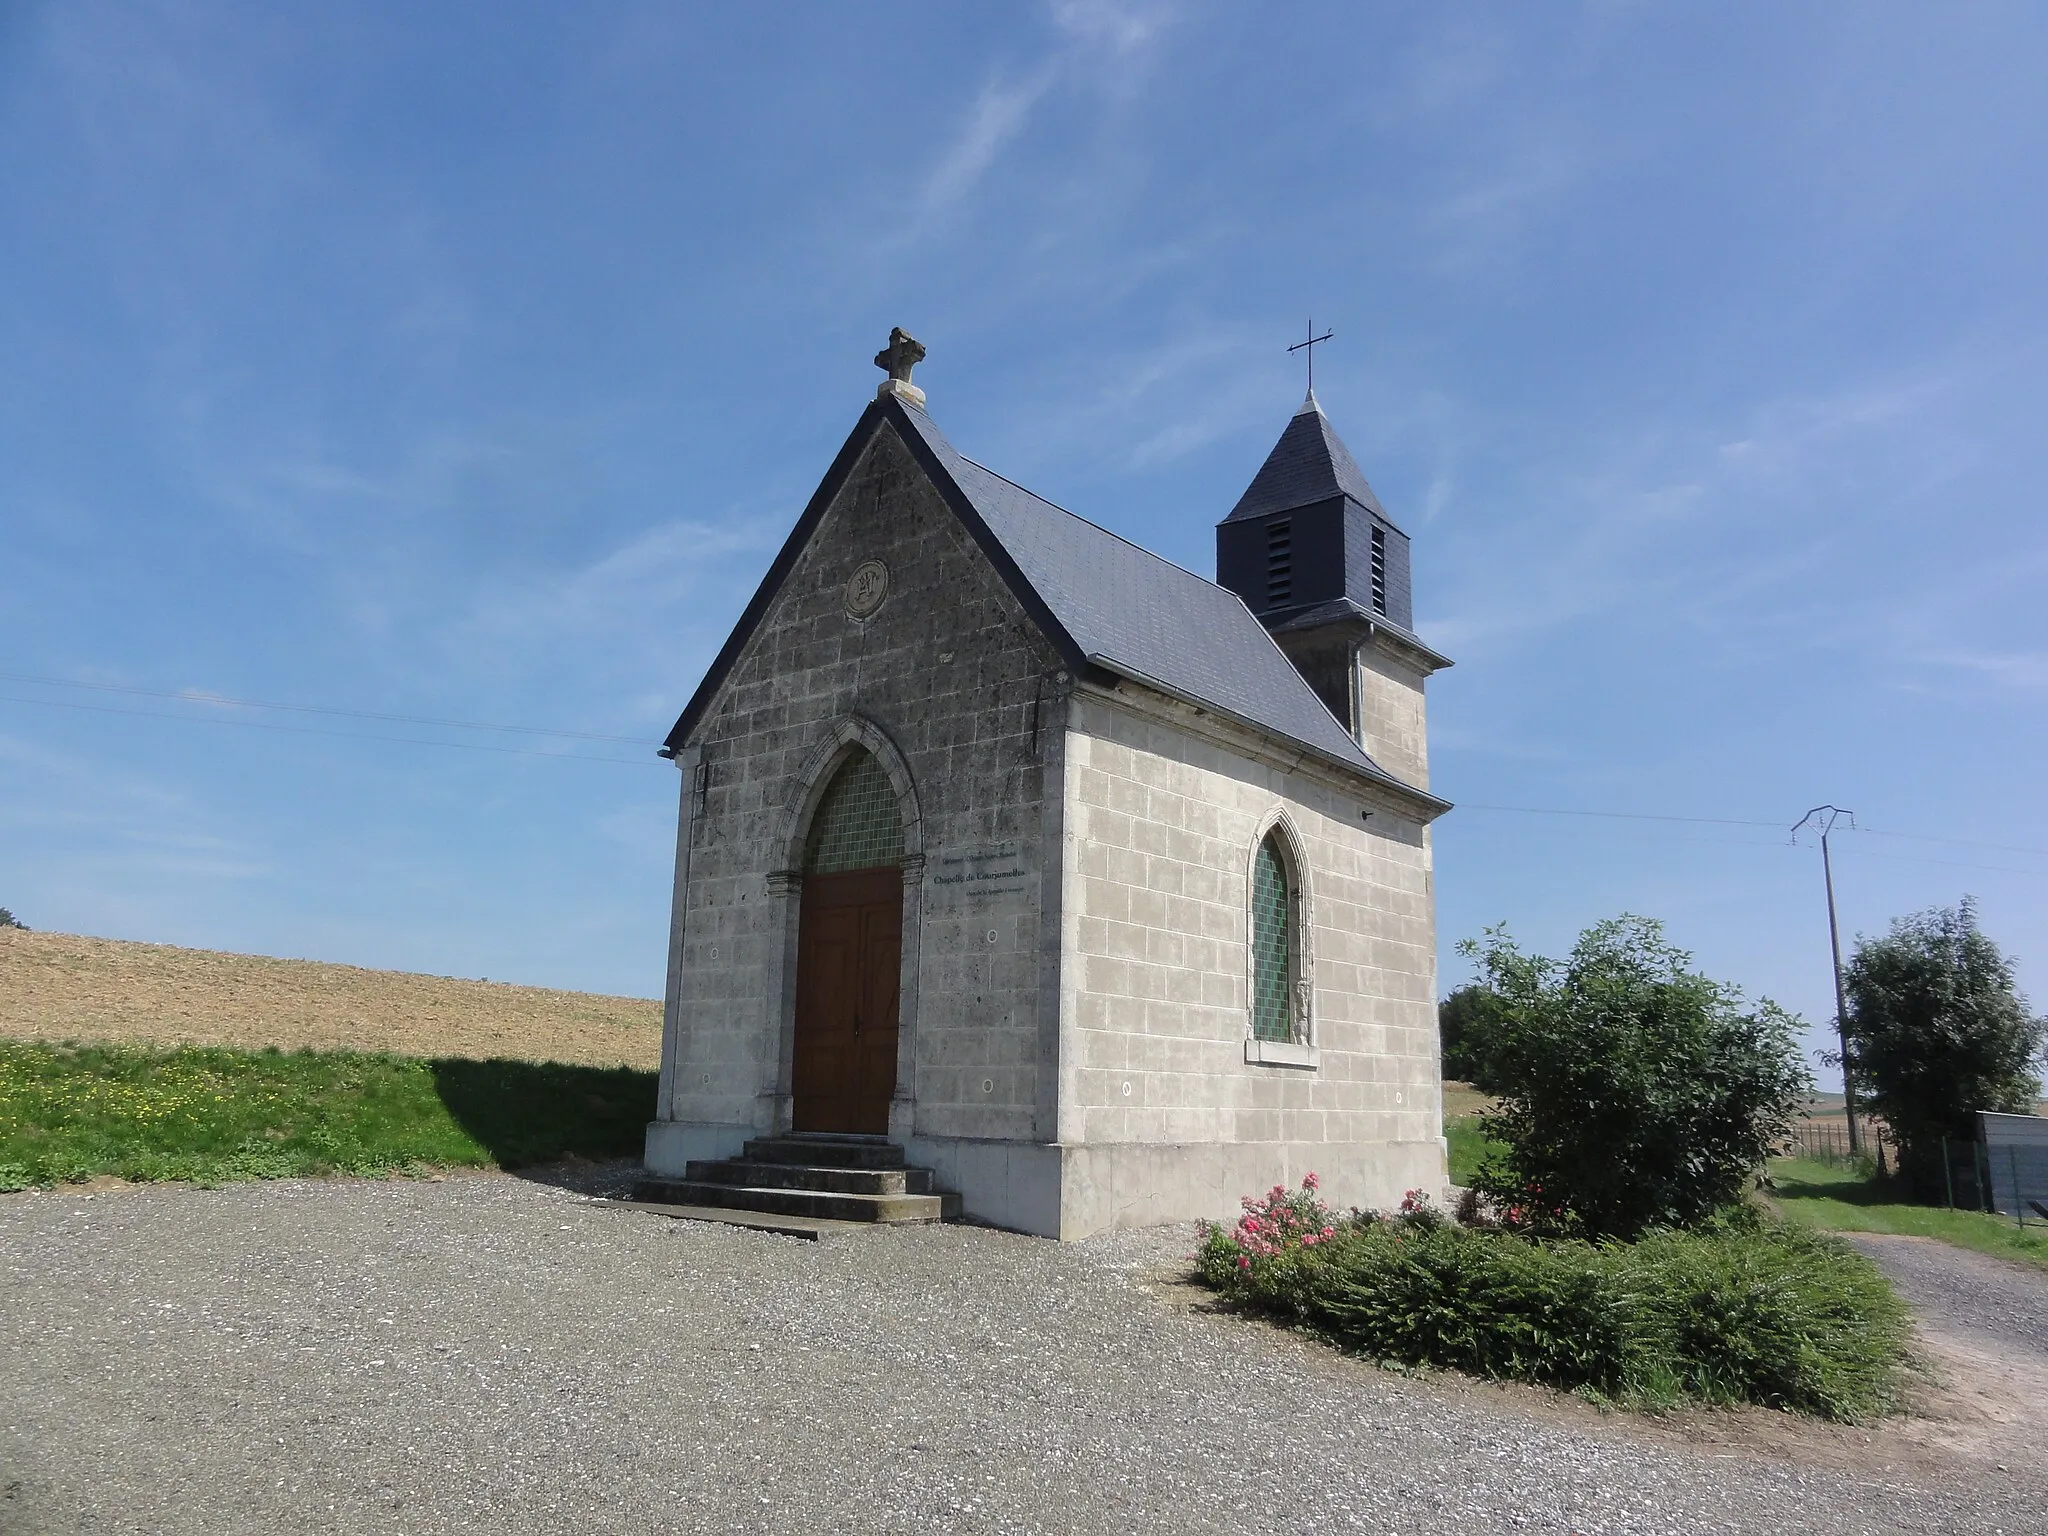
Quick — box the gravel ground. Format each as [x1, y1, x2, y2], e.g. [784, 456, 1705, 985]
[4, 1175, 2044, 1536]
[1847, 1232, 2048, 1365]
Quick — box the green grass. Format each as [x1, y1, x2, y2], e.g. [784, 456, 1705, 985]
[0, 1041, 657, 1190]
[1447, 1113, 1503, 1186]
[1768, 1156, 2048, 1273]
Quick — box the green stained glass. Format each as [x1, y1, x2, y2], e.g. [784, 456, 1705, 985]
[1251, 833, 1294, 1043]
[804, 751, 904, 874]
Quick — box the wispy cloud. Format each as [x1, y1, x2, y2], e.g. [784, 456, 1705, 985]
[1937, 649, 2048, 689]
[882, 0, 1177, 250]
[1419, 137, 1585, 274]
[920, 69, 1056, 214]
[1420, 363, 1991, 664]
[1049, 0, 1176, 57]
[437, 516, 774, 661]
[971, 320, 1278, 480]
[0, 733, 268, 882]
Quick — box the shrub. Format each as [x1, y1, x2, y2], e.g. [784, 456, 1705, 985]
[1460, 917, 1811, 1239]
[1196, 1188, 1907, 1421]
[1438, 983, 1506, 1088]
[1842, 898, 2046, 1181]
[0, 907, 24, 930]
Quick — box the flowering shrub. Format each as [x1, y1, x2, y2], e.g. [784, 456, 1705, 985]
[1231, 1173, 1340, 1259]
[1195, 1174, 1354, 1311]
[1191, 1175, 1907, 1421]
[1396, 1188, 1445, 1230]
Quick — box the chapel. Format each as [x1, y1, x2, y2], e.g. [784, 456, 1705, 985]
[638, 330, 1453, 1239]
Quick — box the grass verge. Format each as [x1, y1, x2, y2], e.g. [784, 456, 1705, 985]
[1197, 1205, 1907, 1421]
[1768, 1156, 2048, 1273]
[0, 1041, 656, 1190]
[1446, 1113, 1503, 1186]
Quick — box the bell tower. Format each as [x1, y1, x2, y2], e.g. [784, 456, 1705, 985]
[1216, 391, 1451, 789]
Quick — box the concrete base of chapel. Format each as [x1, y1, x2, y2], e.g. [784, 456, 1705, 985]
[645, 1119, 1448, 1241]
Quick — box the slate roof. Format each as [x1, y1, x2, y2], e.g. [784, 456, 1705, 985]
[1220, 392, 1400, 531]
[1261, 596, 1455, 670]
[666, 396, 1445, 809]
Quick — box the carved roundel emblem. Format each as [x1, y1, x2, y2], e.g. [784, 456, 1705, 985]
[844, 559, 889, 618]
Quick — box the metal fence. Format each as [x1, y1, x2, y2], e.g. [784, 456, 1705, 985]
[1783, 1121, 1884, 1165]
[1781, 1120, 2035, 1219]
[1981, 1112, 2048, 1224]
[1927, 1137, 1992, 1213]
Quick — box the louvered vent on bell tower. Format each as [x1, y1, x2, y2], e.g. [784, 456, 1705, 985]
[1214, 392, 1411, 634]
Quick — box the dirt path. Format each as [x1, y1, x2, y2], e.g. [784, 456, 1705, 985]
[1846, 1233, 2048, 1472]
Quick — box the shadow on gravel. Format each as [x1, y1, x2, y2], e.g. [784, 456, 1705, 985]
[429, 1059, 655, 1170]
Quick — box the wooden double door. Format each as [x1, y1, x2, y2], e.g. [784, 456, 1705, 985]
[791, 866, 902, 1134]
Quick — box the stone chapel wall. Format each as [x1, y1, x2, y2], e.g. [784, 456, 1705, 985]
[661, 424, 1064, 1147]
[1058, 685, 1443, 1216]
[1354, 641, 1431, 790]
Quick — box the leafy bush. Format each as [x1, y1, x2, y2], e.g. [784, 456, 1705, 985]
[1196, 1178, 1906, 1421]
[0, 907, 24, 930]
[1460, 917, 1811, 1239]
[1842, 898, 2046, 1180]
[1438, 983, 1506, 1089]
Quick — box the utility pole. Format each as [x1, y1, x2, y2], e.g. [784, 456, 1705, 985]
[1793, 805, 1860, 1153]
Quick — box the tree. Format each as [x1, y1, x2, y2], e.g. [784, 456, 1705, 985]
[1841, 899, 2046, 1177]
[0, 908, 23, 930]
[1438, 983, 1506, 1090]
[1462, 916, 1811, 1240]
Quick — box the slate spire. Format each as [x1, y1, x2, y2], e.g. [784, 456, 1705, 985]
[1221, 390, 1396, 529]
[1215, 394, 1412, 632]
[1212, 388, 1449, 775]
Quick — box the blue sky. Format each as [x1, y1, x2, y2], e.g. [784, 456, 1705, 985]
[3, 2, 2043, 1079]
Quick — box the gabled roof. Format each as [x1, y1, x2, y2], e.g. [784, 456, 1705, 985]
[1264, 596, 1455, 673]
[1220, 392, 1400, 531]
[666, 396, 1446, 811]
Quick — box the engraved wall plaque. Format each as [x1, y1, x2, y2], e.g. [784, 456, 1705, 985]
[844, 559, 889, 618]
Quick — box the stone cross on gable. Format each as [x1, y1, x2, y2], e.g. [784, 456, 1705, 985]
[874, 327, 928, 407]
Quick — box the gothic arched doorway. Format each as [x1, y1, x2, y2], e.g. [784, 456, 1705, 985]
[791, 749, 905, 1134]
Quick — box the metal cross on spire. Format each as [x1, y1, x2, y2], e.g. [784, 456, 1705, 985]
[1288, 318, 1334, 396]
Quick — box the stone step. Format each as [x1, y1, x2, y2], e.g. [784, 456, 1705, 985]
[602, 1200, 864, 1242]
[741, 1135, 910, 1170]
[631, 1177, 955, 1225]
[683, 1159, 932, 1196]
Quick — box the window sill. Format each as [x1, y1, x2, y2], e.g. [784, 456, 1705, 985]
[1244, 1039, 1320, 1070]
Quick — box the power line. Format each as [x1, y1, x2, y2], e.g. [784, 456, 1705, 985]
[1854, 826, 2048, 859]
[2, 670, 2043, 857]
[0, 692, 656, 766]
[1456, 804, 1788, 830]
[1828, 845, 2047, 878]
[0, 670, 649, 744]
[1453, 801, 2048, 861]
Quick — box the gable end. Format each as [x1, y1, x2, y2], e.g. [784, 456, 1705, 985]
[663, 397, 1088, 754]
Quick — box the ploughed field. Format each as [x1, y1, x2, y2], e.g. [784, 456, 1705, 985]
[0, 928, 662, 1068]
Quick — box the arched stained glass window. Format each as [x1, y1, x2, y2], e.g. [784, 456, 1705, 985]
[803, 751, 904, 874]
[1250, 832, 1295, 1043]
